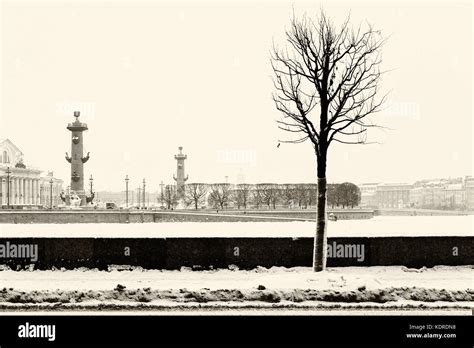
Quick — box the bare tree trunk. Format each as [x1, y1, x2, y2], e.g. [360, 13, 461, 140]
[313, 150, 328, 272]
[313, 177, 327, 271]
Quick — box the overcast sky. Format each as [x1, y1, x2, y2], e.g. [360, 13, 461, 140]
[1, 0, 472, 191]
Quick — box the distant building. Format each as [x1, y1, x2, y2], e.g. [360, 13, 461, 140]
[376, 183, 412, 208]
[411, 183, 444, 208]
[409, 178, 466, 209]
[39, 172, 64, 207]
[359, 183, 379, 207]
[0, 139, 63, 208]
[408, 186, 425, 207]
[463, 176, 474, 210]
[443, 183, 464, 208]
[360, 177, 472, 210]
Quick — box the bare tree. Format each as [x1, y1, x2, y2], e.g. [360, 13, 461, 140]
[336, 182, 361, 208]
[208, 183, 232, 210]
[259, 183, 280, 209]
[292, 184, 305, 208]
[305, 183, 318, 208]
[271, 11, 386, 271]
[252, 184, 263, 209]
[281, 183, 297, 208]
[233, 183, 252, 209]
[327, 183, 338, 208]
[185, 183, 208, 210]
[163, 185, 178, 210]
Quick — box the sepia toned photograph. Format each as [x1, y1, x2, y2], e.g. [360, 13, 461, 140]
[0, 0, 472, 345]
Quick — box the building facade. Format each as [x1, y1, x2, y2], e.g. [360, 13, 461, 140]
[359, 183, 379, 207]
[361, 177, 473, 210]
[0, 139, 63, 208]
[465, 176, 474, 210]
[39, 172, 64, 208]
[408, 178, 467, 209]
[376, 183, 412, 208]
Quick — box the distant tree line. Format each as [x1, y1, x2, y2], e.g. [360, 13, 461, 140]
[161, 182, 360, 210]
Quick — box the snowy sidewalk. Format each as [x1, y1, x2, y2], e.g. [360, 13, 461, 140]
[0, 266, 472, 311]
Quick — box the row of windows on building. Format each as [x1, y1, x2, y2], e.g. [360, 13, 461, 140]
[360, 177, 474, 209]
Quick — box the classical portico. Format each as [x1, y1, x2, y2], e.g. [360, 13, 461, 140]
[0, 138, 63, 208]
[0, 167, 42, 206]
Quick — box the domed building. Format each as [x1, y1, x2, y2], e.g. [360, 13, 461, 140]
[0, 138, 63, 208]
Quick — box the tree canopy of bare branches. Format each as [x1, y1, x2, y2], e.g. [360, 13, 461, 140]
[208, 183, 232, 210]
[233, 183, 252, 209]
[185, 183, 208, 210]
[271, 10, 386, 271]
[163, 184, 178, 210]
[258, 183, 280, 209]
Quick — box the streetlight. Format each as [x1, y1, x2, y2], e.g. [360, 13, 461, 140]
[6, 166, 11, 208]
[49, 177, 54, 209]
[125, 175, 129, 208]
[137, 187, 141, 209]
[160, 181, 164, 208]
[142, 178, 146, 209]
[89, 175, 94, 194]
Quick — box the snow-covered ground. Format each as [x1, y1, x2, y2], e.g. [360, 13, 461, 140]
[2, 265, 472, 291]
[0, 215, 472, 238]
[0, 266, 472, 311]
[1, 216, 472, 311]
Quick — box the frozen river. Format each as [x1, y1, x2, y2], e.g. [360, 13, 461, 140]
[0, 215, 472, 238]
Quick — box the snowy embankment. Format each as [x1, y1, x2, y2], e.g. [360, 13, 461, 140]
[0, 215, 472, 238]
[0, 266, 472, 311]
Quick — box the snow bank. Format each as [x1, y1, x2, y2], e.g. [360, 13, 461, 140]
[1, 265, 472, 310]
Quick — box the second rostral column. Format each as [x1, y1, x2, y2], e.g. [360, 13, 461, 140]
[65, 111, 92, 206]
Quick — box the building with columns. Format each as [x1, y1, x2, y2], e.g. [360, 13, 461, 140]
[375, 183, 413, 208]
[0, 139, 63, 208]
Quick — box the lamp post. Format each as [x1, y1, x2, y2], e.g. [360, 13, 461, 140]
[160, 181, 164, 208]
[137, 187, 141, 209]
[49, 178, 53, 209]
[142, 178, 146, 209]
[6, 166, 11, 208]
[89, 175, 94, 194]
[125, 175, 129, 208]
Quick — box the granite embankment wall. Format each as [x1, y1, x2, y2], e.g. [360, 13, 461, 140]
[1, 236, 471, 270]
[0, 209, 374, 223]
[374, 209, 468, 216]
[0, 211, 285, 223]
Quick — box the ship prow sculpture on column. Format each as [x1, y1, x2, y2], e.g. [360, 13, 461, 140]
[60, 111, 94, 208]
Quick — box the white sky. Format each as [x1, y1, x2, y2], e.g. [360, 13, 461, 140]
[1, 0, 472, 191]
